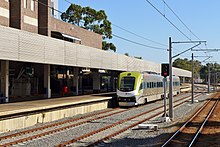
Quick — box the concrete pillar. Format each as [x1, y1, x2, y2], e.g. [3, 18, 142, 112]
[0, 60, 9, 102]
[110, 76, 114, 91]
[44, 64, 51, 98]
[66, 68, 70, 87]
[73, 68, 79, 95]
[182, 77, 186, 83]
[93, 71, 100, 93]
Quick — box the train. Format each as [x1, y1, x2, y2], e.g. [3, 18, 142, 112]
[117, 71, 180, 106]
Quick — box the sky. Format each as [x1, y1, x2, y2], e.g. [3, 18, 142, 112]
[58, 0, 220, 65]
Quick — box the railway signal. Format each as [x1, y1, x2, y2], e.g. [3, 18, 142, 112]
[161, 63, 170, 121]
[161, 63, 169, 77]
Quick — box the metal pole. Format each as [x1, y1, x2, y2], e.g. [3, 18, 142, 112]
[163, 77, 167, 117]
[191, 53, 194, 104]
[216, 73, 218, 90]
[169, 37, 173, 119]
[208, 65, 210, 93]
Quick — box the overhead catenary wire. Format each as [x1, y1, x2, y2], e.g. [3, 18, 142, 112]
[33, 0, 63, 14]
[58, 0, 169, 51]
[33, 0, 182, 55]
[112, 34, 167, 51]
[62, 0, 171, 48]
[146, 0, 211, 60]
[161, 0, 201, 40]
[145, 0, 192, 42]
[34, 0, 169, 51]
[111, 24, 168, 47]
[161, 0, 211, 59]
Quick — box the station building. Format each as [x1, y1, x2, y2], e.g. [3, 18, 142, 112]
[0, 0, 191, 103]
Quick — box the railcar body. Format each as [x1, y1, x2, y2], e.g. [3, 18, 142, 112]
[117, 71, 180, 106]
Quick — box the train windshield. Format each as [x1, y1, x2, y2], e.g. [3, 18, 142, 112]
[120, 77, 135, 92]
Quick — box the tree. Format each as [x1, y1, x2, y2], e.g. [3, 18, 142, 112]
[102, 41, 116, 52]
[134, 56, 142, 59]
[200, 63, 220, 83]
[173, 58, 202, 78]
[61, 4, 116, 52]
[124, 53, 129, 56]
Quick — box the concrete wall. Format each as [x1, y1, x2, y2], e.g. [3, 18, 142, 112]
[0, 100, 109, 133]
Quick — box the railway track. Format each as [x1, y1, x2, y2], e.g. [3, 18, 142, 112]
[0, 93, 202, 146]
[56, 93, 202, 147]
[161, 92, 220, 147]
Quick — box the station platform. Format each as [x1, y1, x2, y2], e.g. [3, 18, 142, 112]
[0, 93, 115, 133]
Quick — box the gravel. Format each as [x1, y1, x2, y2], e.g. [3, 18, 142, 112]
[0, 92, 211, 147]
[101, 93, 211, 147]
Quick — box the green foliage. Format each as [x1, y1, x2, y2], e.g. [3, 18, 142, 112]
[61, 4, 82, 26]
[174, 58, 220, 83]
[124, 53, 129, 56]
[200, 63, 220, 82]
[134, 56, 142, 59]
[173, 58, 202, 78]
[102, 41, 116, 52]
[61, 3, 115, 51]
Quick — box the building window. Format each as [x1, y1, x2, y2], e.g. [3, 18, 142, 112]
[51, 2, 55, 17]
[31, 0, 35, 11]
[24, 0, 27, 8]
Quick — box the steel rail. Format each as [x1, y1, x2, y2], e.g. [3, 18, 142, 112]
[57, 94, 202, 147]
[1, 109, 127, 146]
[87, 94, 202, 147]
[0, 93, 200, 146]
[0, 108, 117, 141]
[0, 92, 191, 142]
[162, 92, 219, 147]
[189, 97, 219, 147]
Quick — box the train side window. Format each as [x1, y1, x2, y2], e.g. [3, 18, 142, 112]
[140, 83, 143, 90]
[147, 82, 150, 88]
[158, 82, 161, 87]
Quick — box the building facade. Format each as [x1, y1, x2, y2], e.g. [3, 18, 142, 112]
[0, 0, 191, 102]
[0, 0, 9, 27]
[0, 0, 102, 49]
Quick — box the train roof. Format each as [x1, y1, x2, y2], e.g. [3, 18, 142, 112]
[120, 71, 179, 79]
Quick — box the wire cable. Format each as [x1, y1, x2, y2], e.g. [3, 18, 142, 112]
[62, 0, 169, 47]
[161, 0, 201, 40]
[112, 34, 167, 50]
[146, 0, 210, 60]
[161, 0, 210, 59]
[61, 0, 169, 51]
[145, 0, 192, 41]
[112, 24, 168, 47]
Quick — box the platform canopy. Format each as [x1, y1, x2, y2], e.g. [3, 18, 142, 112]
[0, 25, 191, 78]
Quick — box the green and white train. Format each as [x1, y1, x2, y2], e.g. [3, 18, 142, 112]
[117, 71, 180, 106]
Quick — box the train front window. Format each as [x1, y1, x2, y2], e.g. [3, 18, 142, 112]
[120, 77, 135, 92]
